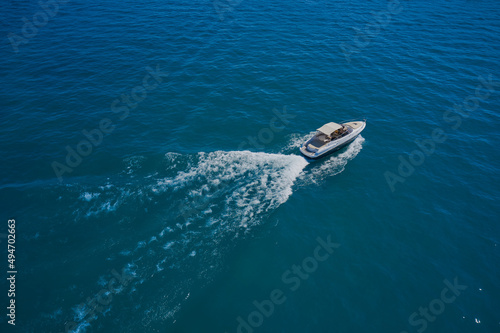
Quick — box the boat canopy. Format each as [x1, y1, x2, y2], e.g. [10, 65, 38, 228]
[317, 122, 342, 135]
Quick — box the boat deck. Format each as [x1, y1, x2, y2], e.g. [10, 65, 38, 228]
[345, 121, 363, 129]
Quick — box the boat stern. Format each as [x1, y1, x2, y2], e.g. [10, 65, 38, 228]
[300, 145, 319, 159]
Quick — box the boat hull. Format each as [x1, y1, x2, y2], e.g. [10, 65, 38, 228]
[299, 120, 365, 159]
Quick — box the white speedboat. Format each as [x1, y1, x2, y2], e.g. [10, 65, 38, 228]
[300, 120, 366, 159]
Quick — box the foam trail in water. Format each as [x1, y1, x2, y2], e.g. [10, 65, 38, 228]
[281, 132, 365, 184]
[66, 150, 309, 331]
[64, 136, 365, 331]
[280, 131, 316, 154]
[301, 136, 365, 184]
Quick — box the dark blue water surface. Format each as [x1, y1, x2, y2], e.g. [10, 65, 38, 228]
[1, 0, 499, 332]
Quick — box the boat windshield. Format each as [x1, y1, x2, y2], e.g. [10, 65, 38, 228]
[336, 126, 353, 137]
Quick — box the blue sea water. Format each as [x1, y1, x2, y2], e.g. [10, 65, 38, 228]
[1, 0, 499, 332]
